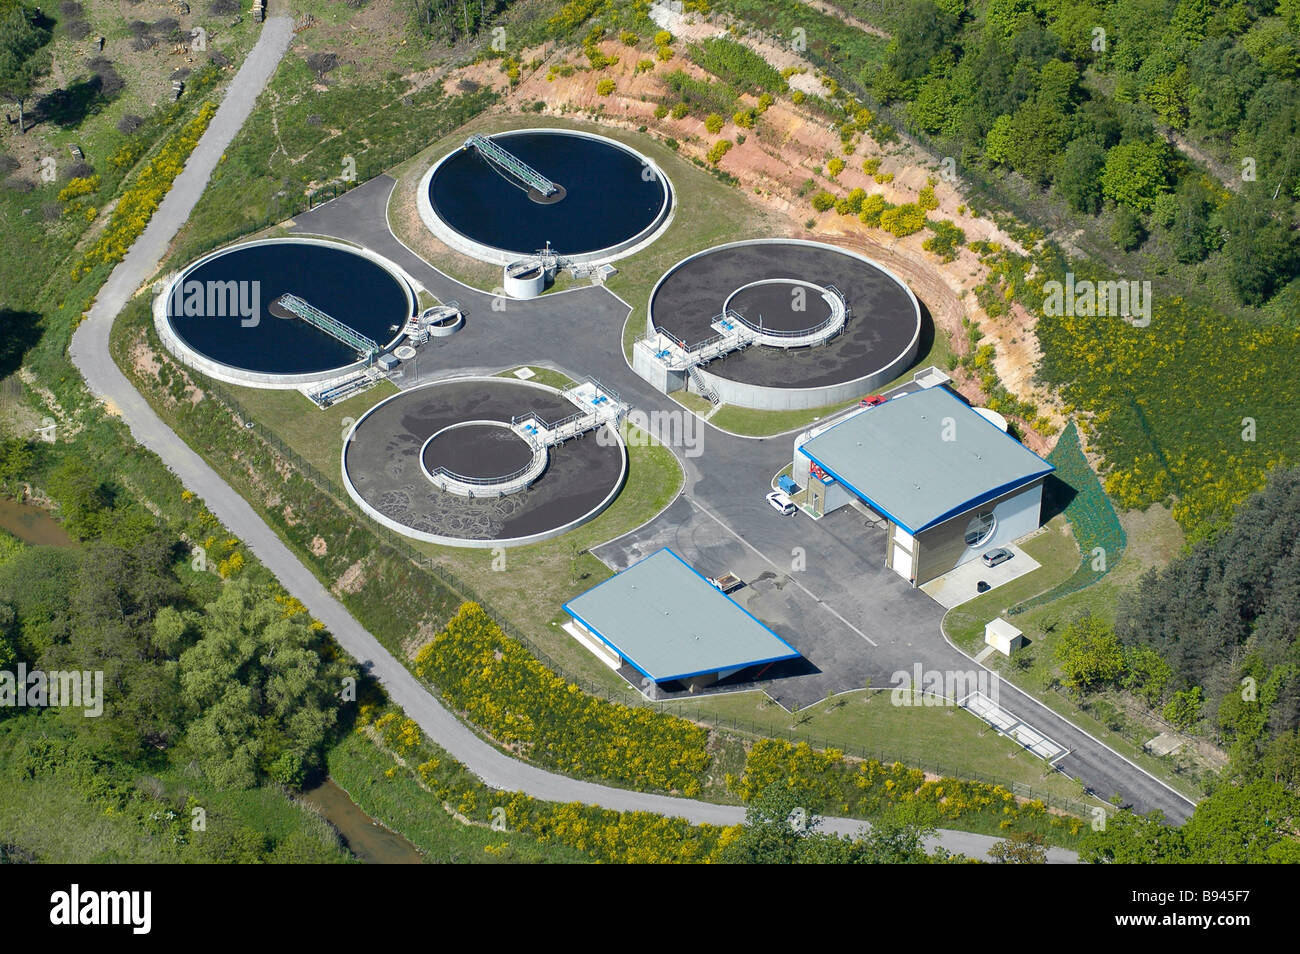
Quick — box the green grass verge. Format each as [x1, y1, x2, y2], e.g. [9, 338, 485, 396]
[216, 380, 398, 479]
[943, 519, 1082, 656]
[709, 398, 861, 438]
[326, 730, 588, 863]
[0, 772, 181, 864]
[493, 366, 577, 390]
[666, 689, 1094, 810]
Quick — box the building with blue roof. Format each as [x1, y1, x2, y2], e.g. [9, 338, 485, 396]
[792, 386, 1054, 585]
[562, 548, 800, 692]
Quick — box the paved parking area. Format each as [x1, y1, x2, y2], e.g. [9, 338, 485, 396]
[593, 495, 945, 708]
[919, 542, 1042, 609]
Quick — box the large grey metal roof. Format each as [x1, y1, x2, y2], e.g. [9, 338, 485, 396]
[562, 549, 800, 683]
[798, 387, 1053, 533]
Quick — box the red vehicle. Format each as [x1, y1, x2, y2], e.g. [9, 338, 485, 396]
[859, 394, 887, 407]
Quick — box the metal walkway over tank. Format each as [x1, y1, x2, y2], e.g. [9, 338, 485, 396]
[633, 312, 760, 374]
[511, 379, 627, 449]
[429, 379, 626, 498]
[274, 293, 380, 360]
[464, 134, 558, 197]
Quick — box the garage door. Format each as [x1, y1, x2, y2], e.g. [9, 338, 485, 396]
[892, 545, 913, 580]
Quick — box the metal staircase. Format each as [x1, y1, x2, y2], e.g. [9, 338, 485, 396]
[686, 365, 721, 406]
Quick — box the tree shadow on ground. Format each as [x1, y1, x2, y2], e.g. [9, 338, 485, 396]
[0, 309, 43, 379]
[32, 66, 123, 130]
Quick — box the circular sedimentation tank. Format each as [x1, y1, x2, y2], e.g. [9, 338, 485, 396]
[156, 238, 415, 387]
[342, 377, 626, 547]
[422, 421, 536, 481]
[725, 279, 834, 335]
[418, 128, 673, 265]
[647, 239, 923, 411]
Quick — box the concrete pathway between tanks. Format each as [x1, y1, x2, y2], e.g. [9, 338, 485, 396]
[65, 19, 1077, 863]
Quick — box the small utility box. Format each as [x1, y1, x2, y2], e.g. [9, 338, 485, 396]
[985, 617, 1026, 656]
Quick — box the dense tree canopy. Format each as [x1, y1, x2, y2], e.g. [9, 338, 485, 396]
[1116, 467, 1300, 753]
[0, 498, 353, 788]
[872, 0, 1299, 309]
[720, 781, 944, 864]
[0, 0, 52, 133]
[1082, 781, 1300, 864]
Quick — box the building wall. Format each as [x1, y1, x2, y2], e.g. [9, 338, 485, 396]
[631, 344, 685, 394]
[910, 479, 1045, 584]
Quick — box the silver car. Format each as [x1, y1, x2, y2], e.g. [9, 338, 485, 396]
[982, 547, 1013, 567]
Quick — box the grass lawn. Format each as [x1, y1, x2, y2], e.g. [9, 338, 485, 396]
[221, 380, 399, 480]
[942, 504, 1208, 800]
[493, 365, 577, 390]
[670, 389, 715, 417]
[709, 397, 862, 437]
[943, 517, 1081, 655]
[0, 774, 183, 864]
[668, 689, 1095, 809]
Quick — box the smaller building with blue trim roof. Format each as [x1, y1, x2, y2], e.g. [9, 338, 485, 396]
[792, 385, 1054, 585]
[562, 548, 800, 693]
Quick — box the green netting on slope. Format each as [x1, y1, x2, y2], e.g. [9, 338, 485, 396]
[1010, 421, 1126, 614]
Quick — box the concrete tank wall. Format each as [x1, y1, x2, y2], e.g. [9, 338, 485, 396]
[648, 238, 923, 411]
[689, 329, 918, 410]
[154, 236, 418, 390]
[504, 261, 546, 299]
[417, 127, 675, 267]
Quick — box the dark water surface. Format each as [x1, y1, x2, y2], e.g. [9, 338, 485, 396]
[166, 242, 411, 375]
[428, 131, 668, 257]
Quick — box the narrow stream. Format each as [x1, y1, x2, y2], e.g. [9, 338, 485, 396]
[300, 778, 423, 864]
[2, 503, 424, 862]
